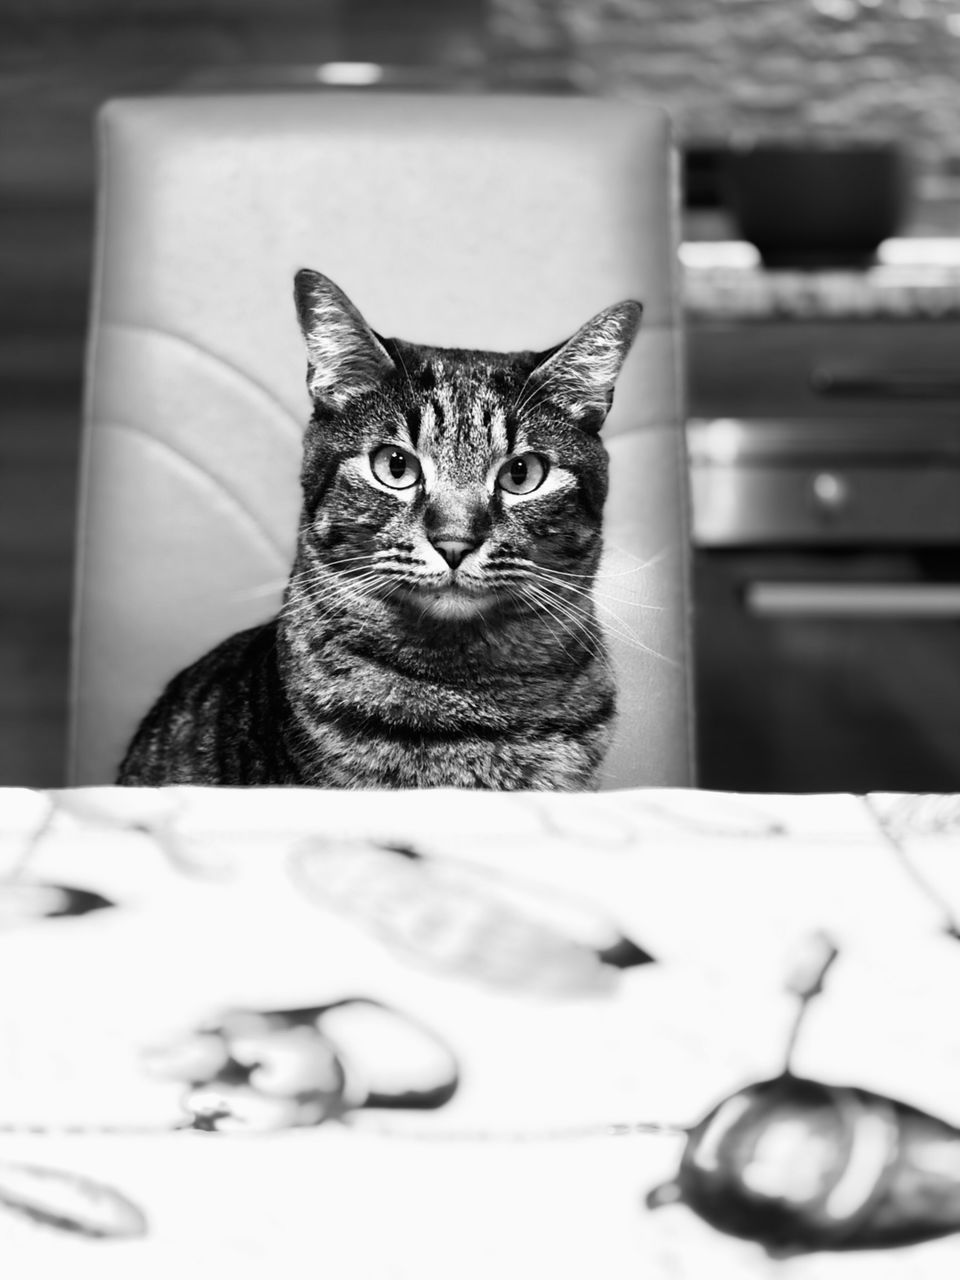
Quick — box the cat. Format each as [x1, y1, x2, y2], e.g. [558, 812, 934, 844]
[117, 270, 642, 789]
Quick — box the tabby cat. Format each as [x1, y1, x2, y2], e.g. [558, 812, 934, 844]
[117, 270, 642, 789]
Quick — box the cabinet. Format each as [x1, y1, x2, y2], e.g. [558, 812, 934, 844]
[686, 307, 960, 793]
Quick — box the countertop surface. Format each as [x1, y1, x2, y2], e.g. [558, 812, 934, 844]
[683, 239, 960, 321]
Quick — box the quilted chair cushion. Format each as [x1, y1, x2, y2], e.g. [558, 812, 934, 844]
[71, 92, 694, 788]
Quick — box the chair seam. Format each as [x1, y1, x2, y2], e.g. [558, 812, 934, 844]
[92, 418, 294, 566]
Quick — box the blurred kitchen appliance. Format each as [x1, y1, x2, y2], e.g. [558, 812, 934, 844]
[722, 144, 910, 269]
[689, 320, 960, 793]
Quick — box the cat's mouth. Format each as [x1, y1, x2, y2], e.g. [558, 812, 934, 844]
[402, 579, 498, 621]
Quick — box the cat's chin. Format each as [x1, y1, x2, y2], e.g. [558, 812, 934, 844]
[405, 585, 498, 622]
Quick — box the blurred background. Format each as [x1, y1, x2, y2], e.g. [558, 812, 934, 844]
[4, 0, 960, 791]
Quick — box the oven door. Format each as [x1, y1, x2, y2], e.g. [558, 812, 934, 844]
[689, 419, 960, 793]
[695, 548, 960, 793]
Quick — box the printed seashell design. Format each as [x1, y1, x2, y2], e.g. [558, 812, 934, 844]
[647, 932, 960, 1253]
[290, 839, 652, 996]
[143, 998, 459, 1134]
[0, 1161, 148, 1239]
[0, 881, 114, 927]
[647, 1073, 960, 1253]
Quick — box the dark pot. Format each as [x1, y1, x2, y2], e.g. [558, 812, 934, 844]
[723, 143, 910, 269]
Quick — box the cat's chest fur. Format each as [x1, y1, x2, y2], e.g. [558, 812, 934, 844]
[277, 612, 616, 790]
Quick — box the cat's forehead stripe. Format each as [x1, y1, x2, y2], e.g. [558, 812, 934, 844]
[404, 404, 421, 448]
[403, 359, 517, 460]
[415, 382, 453, 449]
[485, 402, 509, 454]
[417, 400, 437, 445]
[424, 393, 508, 455]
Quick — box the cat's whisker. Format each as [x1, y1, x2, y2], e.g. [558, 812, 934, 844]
[510, 368, 538, 413]
[521, 589, 576, 655]
[536, 570, 665, 614]
[524, 583, 611, 670]
[288, 562, 429, 618]
[293, 548, 375, 567]
[546, 561, 647, 584]
[510, 384, 541, 422]
[282, 574, 388, 624]
[287, 566, 382, 596]
[601, 542, 672, 575]
[593, 593, 664, 614]
[488, 556, 596, 586]
[295, 555, 376, 577]
[529, 580, 604, 638]
[282, 567, 369, 599]
[530, 578, 670, 669]
[388, 339, 416, 393]
[371, 548, 416, 561]
[539, 575, 666, 656]
[527, 563, 596, 580]
[321, 574, 392, 607]
[297, 547, 396, 569]
[562, 587, 663, 614]
[591, 603, 676, 667]
[228, 578, 291, 602]
[512, 359, 564, 419]
[537, 555, 659, 586]
[332, 565, 393, 583]
[522, 581, 589, 645]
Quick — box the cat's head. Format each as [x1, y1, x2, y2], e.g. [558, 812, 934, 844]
[292, 269, 641, 625]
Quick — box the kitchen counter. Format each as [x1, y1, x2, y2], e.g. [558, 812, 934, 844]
[683, 239, 960, 321]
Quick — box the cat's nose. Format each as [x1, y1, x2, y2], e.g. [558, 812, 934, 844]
[431, 539, 477, 570]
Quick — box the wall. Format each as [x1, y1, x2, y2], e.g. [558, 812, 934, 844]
[491, 0, 960, 230]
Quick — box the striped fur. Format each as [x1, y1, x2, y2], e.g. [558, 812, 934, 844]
[118, 271, 642, 790]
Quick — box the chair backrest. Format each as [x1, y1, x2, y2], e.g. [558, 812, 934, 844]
[71, 91, 694, 789]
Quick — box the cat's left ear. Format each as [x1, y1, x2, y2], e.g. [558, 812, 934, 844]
[522, 301, 643, 432]
[294, 269, 396, 408]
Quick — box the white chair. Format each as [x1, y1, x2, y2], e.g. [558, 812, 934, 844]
[71, 91, 694, 788]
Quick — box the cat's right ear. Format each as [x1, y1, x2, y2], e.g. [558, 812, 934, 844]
[520, 300, 643, 432]
[294, 270, 396, 408]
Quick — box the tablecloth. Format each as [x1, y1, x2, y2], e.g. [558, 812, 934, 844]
[2, 785, 960, 1278]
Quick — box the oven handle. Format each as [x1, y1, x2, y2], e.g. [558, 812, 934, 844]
[744, 581, 960, 619]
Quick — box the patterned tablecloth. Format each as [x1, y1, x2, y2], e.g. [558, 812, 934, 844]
[2, 785, 960, 1278]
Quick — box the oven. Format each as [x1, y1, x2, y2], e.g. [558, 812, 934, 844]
[690, 414, 960, 793]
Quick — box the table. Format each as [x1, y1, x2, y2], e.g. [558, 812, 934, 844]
[2, 785, 960, 1278]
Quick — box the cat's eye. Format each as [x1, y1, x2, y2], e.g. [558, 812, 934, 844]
[370, 445, 422, 490]
[496, 453, 547, 496]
